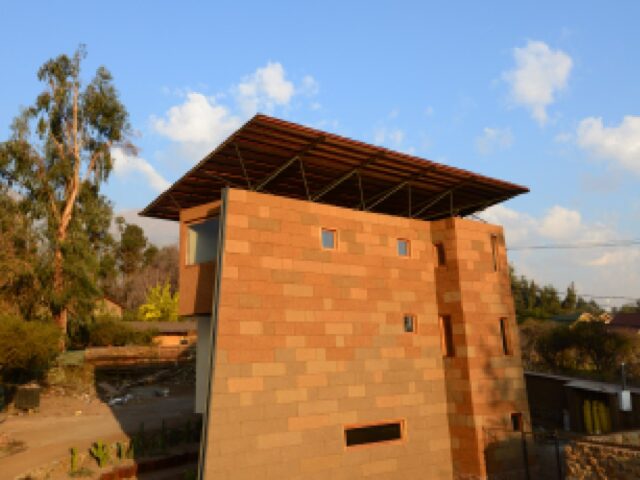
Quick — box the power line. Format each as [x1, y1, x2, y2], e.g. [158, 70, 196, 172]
[508, 239, 640, 251]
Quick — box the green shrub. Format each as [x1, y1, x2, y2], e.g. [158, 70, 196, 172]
[0, 314, 60, 383]
[87, 315, 155, 347]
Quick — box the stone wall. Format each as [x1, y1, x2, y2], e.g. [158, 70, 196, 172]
[565, 437, 640, 480]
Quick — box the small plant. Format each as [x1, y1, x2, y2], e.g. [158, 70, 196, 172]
[183, 468, 197, 480]
[126, 440, 135, 459]
[70, 447, 79, 473]
[89, 440, 110, 468]
[115, 442, 126, 461]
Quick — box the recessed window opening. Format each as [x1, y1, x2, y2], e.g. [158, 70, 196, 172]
[403, 314, 416, 333]
[439, 315, 454, 357]
[345, 421, 403, 447]
[490, 234, 499, 272]
[434, 242, 446, 266]
[511, 412, 523, 432]
[500, 317, 512, 356]
[397, 238, 410, 257]
[187, 216, 220, 265]
[321, 228, 336, 250]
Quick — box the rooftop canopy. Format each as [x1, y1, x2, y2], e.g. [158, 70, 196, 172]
[141, 114, 528, 221]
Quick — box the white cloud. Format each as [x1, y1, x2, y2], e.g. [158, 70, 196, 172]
[152, 62, 318, 163]
[587, 249, 640, 267]
[111, 147, 170, 192]
[301, 75, 320, 96]
[482, 204, 609, 244]
[235, 62, 295, 114]
[478, 204, 640, 307]
[503, 40, 573, 125]
[576, 115, 640, 175]
[475, 127, 514, 155]
[151, 92, 242, 161]
[374, 127, 405, 147]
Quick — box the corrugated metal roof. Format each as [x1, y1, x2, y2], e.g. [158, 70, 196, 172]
[141, 114, 528, 221]
[610, 313, 640, 329]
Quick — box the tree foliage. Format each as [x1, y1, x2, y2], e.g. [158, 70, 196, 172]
[0, 314, 61, 383]
[0, 46, 133, 334]
[527, 321, 632, 377]
[510, 266, 602, 321]
[138, 281, 179, 322]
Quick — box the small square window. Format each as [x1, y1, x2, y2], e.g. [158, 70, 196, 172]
[397, 239, 410, 257]
[321, 228, 336, 250]
[403, 314, 416, 333]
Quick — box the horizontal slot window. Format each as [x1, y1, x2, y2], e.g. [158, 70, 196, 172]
[345, 421, 403, 447]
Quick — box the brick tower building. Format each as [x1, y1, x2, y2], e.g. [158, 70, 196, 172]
[142, 115, 530, 479]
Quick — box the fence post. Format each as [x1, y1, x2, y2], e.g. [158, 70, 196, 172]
[554, 432, 563, 480]
[521, 430, 531, 480]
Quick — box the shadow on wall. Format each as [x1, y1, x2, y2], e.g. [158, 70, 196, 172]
[484, 429, 566, 480]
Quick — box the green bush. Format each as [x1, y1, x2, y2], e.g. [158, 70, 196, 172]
[87, 315, 155, 347]
[0, 314, 61, 383]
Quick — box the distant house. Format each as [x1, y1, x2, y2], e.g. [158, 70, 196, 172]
[94, 296, 124, 318]
[525, 371, 640, 433]
[127, 320, 197, 347]
[608, 312, 640, 334]
[551, 312, 611, 327]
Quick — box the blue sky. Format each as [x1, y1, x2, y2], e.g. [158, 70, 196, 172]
[2, 1, 639, 306]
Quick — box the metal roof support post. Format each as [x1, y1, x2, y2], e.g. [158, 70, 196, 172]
[233, 143, 253, 190]
[412, 181, 468, 219]
[450, 191, 454, 217]
[356, 171, 365, 210]
[311, 154, 379, 202]
[364, 180, 410, 211]
[299, 159, 311, 200]
[255, 136, 324, 192]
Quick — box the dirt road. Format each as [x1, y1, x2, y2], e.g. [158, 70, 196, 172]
[0, 388, 196, 479]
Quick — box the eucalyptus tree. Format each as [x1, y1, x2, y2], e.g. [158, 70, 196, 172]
[0, 46, 134, 337]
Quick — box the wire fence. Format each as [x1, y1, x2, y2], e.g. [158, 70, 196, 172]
[484, 428, 568, 480]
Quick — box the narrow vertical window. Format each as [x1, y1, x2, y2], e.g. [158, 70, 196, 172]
[321, 228, 336, 250]
[500, 317, 512, 355]
[439, 315, 454, 357]
[490, 234, 499, 272]
[511, 412, 523, 432]
[403, 314, 416, 333]
[434, 242, 446, 266]
[397, 238, 411, 257]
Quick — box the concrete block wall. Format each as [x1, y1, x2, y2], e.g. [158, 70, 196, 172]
[432, 217, 530, 479]
[201, 188, 454, 479]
